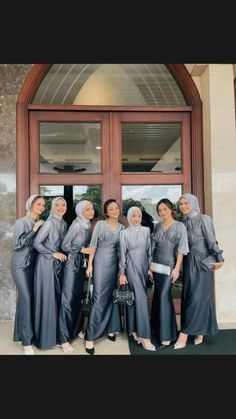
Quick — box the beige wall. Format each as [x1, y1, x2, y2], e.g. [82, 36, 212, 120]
[186, 64, 236, 325]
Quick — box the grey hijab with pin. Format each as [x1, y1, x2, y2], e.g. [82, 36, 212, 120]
[179, 193, 201, 219]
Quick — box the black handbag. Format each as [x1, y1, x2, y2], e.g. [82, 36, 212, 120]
[82, 274, 93, 314]
[201, 255, 217, 271]
[112, 283, 135, 306]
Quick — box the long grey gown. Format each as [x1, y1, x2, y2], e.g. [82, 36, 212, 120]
[181, 213, 224, 336]
[151, 221, 189, 342]
[85, 220, 124, 341]
[58, 219, 92, 343]
[11, 216, 39, 346]
[33, 215, 67, 349]
[119, 225, 152, 338]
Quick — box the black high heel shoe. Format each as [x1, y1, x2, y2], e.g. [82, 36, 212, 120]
[85, 346, 95, 355]
[107, 334, 116, 342]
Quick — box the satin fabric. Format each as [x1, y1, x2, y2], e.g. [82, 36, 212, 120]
[11, 216, 38, 345]
[58, 221, 92, 343]
[181, 213, 224, 335]
[150, 220, 189, 341]
[119, 225, 152, 338]
[33, 215, 67, 349]
[85, 221, 124, 341]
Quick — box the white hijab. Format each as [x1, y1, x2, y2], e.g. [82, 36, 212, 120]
[74, 200, 93, 229]
[127, 206, 142, 231]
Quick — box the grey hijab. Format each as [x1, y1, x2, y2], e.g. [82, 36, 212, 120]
[74, 200, 93, 229]
[127, 206, 142, 231]
[25, 194, 40, 217]
[179, 193, 201, 219]
[48, 197, 67, 221]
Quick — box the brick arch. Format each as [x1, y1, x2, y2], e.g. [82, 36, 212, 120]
[16, 64, 203, 216]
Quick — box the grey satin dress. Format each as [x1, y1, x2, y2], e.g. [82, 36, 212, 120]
[119, 226, 152, 338]
[11, 216, 39, 346]
[181, 213, 224, 336]
[85, 220, 124, 341]
[58, 219, 92, 344]
[151, 221, 189, 342]
[33, 216, 67, 349]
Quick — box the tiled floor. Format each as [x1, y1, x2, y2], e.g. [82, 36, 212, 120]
[0, 320, 130, 356]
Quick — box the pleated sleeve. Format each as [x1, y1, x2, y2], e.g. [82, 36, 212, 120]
[12, 219, 36, 250]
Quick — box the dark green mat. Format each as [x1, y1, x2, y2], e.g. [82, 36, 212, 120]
[128, 329, 236, 355]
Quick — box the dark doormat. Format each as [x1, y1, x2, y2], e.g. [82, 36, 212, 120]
[128, 329, 236, 355]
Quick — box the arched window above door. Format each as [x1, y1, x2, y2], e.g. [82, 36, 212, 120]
[31, 64, 187, 106]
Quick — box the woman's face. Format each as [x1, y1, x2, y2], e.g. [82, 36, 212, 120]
[54, 199, 67, 216]
[157, 203, 173, 220]
[107, 202, 120, 219]
[130, 210, 142, 226]
[179, 198, 192, 215]
[31, 198, 46, 217]
[82, 203, 95, 220]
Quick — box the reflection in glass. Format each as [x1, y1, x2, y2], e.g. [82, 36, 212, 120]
[122, 185, 182, 225]
[39, 185, 102, 225]
[40, 122, 101, 173]
[122, 123, 181, 173]
[32, 64, 187, 106]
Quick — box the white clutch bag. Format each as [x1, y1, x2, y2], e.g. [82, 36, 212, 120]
[150, 262, 171, 276]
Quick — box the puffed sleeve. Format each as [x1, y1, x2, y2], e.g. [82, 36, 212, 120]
[61, 222, 82, 254]
[118, 230, 128, 275]
[177, 222, 189, 255]
[33, 220, 54, 259]
[201, 215, 224, 262]
[12, 219, 36, 250]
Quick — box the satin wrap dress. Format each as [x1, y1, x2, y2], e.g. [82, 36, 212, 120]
[181, 213, 224, 336]
[11, 216, 39, 346]
[33, 216, 67, 349]
[151, 221, 189, 342]
[58, 219, 92, 343]
[119, 226, 152, 338]
[85, 220, 124, 341]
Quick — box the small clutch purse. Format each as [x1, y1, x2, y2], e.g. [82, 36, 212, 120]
[201, 255, 217, 271]
[112, 283, 135, 306]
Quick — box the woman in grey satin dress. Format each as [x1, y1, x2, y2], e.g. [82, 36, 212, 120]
[150, 198, 189, 348]
[58, 200, 95, 353]
[11, 194, 45, 355]
[84, 199, 124, 355]
[119, 206, 156, 351]
[174, 193, 224, 349]
[33, 197, 68, 350]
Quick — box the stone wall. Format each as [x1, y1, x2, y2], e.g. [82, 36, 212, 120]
[0, 64, 32, 319]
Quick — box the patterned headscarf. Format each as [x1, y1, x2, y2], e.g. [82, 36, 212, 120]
[127, 206, 142, 231]
[25, 194, 41, 216]
[74, 200, 93, 229]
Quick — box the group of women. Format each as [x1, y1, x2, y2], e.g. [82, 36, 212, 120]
[11, 193, 224, 355]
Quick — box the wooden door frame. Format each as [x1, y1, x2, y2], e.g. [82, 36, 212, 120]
[16, 64, 203, 217]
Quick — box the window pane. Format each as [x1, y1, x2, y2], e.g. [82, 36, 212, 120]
[122, 185, 182, 229]
[122, 123, 181, 173]
[32, 64, 187, 106]
[39, 185, 102, 225]
[40, 122, 101, 173]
